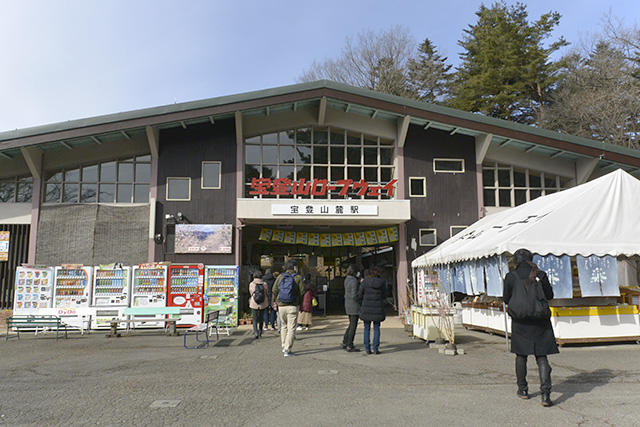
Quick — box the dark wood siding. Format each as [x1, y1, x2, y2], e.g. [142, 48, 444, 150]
[404, 126, 478, 261]
[0, 224, 30, 309]
[156, 120, 237, 265]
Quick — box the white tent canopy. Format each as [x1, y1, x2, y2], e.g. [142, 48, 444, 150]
[412, 169, 640, 268]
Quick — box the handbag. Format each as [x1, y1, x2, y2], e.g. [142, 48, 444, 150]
[312, 297, 318, 307]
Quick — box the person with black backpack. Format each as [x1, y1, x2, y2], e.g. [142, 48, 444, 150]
[272, 259, 305, 357]
[503, 248, 558, 407]
[249, 270, 269, 339]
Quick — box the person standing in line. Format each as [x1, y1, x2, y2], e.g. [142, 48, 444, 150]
[297, 275, 316, 331]
[357, 265, 387, 355]
[262, 268, 277, 331]
[341, 264, 361, 352]
[503, 248, 558, 407]
[272, 259, 305, 357]
[248, 270, 268, 339]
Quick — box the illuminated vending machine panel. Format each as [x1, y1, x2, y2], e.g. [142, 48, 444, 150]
[130, 263, 168, 328]
[91, 265, 132, 329]
[14, 266, 55, 314]
[167, 264, 204, 327]
[204, 265, 239, 327]
[131, 264, 167, 307]
[53, 265, 93, 309]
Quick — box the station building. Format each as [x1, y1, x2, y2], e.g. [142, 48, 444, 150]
[2, 80, 640, 311]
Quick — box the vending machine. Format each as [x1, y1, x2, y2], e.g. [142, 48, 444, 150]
[53, 265, 93, 309]
[90, 264, 132, 329]
[204, 265, 239, 327]
[130, 263, 168, 328]
[13, 265, 55, 314]
[167, 264, 204, 327]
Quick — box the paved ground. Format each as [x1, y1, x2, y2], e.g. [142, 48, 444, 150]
[1, 315, 639, 427]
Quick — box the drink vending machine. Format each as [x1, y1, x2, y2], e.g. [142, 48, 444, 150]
[13, 265, 55, 314]
[167, 264, 204, 327]
[90, 264, 132, 329]
[53, 265, 93, 309]
[204, 265, 239, 327]
[130, 263, 168, 328]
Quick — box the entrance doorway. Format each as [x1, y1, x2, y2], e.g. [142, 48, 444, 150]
[240, 225, 398, 316]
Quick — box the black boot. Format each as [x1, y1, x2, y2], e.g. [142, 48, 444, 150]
[536, 356, 553, 407]
[515, 355, 528, 398]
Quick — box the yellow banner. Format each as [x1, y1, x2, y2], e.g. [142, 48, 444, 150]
[272, 230, 284, 242]
[257, 226, 399, 247]
[259, 228, 273, 242]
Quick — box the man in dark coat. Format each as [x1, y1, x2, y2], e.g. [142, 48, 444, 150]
[341, 264, 361, 352]
[503, 248, 558, 407]
[357, 265, 387, 355]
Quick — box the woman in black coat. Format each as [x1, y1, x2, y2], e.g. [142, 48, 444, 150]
[341, 264, 361, 352]
[357, 265, 387, 355]
[503, 248, 558, 407]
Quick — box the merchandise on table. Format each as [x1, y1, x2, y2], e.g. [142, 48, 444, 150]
[167, 264, 204, 327]
[204, 265, 239, 327]
[91, 265, 132, 329]
[53, 266, 93, 309]
[13, 266, 55, 314]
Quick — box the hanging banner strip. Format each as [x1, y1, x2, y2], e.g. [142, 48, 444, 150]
[258, 226, 399, 247]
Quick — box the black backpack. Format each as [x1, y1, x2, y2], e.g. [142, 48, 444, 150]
[507, 262, 551, 321]
[278, 273, 298, 303]
[253, 283, 266, 304]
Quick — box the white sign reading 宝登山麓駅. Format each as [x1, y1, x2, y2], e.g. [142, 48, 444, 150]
[271, 204, 378, 216]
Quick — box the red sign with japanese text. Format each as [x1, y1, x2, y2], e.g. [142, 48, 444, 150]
[249, 178, 398, 197]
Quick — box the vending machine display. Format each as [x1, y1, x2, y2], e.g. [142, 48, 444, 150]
[130, 263, 168, 328]
[131, 264, 167, 307]
[167, 264, 205, 327]
[14, 266, 55, 314]
[204, 265, 239, 327]
[53, 266, 93, 309]
[91, 265, 132, 329]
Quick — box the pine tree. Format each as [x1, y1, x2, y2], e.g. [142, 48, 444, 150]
[449, 2, 568, 124]
[406, 38, 453, 103]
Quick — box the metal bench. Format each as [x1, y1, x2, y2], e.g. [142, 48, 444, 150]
[5, 315, 68, 341]
[212, 306, 235, 337]
[107, 307, 181, 338]
[183, 310, 220, 349]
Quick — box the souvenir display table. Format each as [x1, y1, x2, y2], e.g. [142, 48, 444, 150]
[410, 305, 454, 342]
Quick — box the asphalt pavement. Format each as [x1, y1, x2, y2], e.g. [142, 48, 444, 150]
[1, 315, 639, 426]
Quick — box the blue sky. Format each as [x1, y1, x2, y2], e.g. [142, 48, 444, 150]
[1, 0, 638, 133]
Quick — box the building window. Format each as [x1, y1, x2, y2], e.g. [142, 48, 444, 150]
[482, 163, 566, 208]
[433, 158, 465, 173]
[0, 176, 33, 203]
[419, 228, 437, 246]
[450, 225, 467, 238]
[409, 177, 426, 197]
[43, 155, 151, 204]
[244, 126, 395, 199]
[166, 178, 191, 201]
[202, 161, 221, 189]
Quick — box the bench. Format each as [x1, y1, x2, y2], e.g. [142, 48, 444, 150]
[183, 310, 220, 349]
[107, 307, 181, 338]
[5, 315, 68, 341]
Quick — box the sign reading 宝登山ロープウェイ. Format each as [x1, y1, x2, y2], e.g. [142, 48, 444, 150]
[249, 178, 398, 197]
[0, 231, 9, 261]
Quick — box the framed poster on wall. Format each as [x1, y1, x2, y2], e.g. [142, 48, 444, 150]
[0, 231, 9, 261]
[175, 224, 232, 254]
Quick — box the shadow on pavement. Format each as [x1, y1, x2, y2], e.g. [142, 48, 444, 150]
[553, 368, 618, 404]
